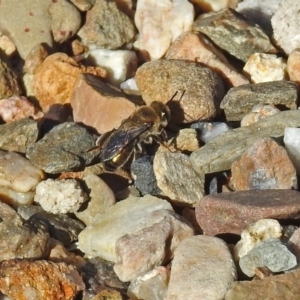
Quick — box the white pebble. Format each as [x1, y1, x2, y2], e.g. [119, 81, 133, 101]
[284, 127, 300, 175]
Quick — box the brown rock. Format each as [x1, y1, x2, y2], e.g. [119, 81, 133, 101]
[32, 53, 107, 112]
[166, 31, 249, 87]
[135, 59, 225, 124]
[231, 137, 298, 191]
[225, 268, 300, 299]
[195, 189, 300, 236]
[0, 259, 85, 300]
[24, 43, 49, 75]
[70, 73, 136, 134]
[287, 48, 300, 85]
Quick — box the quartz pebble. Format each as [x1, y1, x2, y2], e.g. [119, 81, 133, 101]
[239, 238, 297, 277]
[234, 219, 283, 259]
[284, 127, 300, 175]
[34, 178, 88, 214]
[134, 0, 194, 60]
[243, 53, 287, 83]
[166, 235, 236, 300]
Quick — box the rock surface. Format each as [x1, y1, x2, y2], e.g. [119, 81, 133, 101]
[287, 48, 300, 85]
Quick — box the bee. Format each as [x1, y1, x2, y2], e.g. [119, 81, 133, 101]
[98, 92, 182, 170]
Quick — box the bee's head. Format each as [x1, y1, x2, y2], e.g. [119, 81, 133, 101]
[150, 101, 171, 127]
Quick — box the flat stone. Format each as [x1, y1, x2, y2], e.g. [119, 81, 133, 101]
[135, 59, 225, 124]
[26, 122, 99, 174]
[220, 81, 298, 121]
[193, 8, 277, 62]
[70, 74, 136, 134]
[195, 189, 300, 236]
[166, 235, 236, 300]
[191, 110, 300, 174]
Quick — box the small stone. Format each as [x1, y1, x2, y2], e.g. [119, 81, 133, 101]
[166, 31, 249, 87]
[239, 238, 297, 277]
[191, 110, 300, 174]
[243, 53, 287, 83]
[70, 74, 136, 134]
[69, 0, 95, 11]
[0, 259, 85, 300]
[34, 178, 88, 214]
[24, 43, 49, 74]
[22, 73, 35, 98]
[220, 81, 298, 122]
[284, 128, 300, 175]
[193, 8, 277, 62]
[191, 0, 240, 12]
[49, 0, 81, 43]
[287, 48, 300, 85]
[75, 174, 116, 225]
[0, 34, 16, 56]
[172, 128, 199, 152]
[195, 189, 300, 236]
[78, 0, 136, 49]
[288, 227, 300, 259]
[166, 235, 236, 300]
[0, 117, 39, 153]
[32, 53, 107, 112]
[134, 0, 194, 60]
[127, 266, 170, 300]
[271, 0, 300, 55]
[234, 219, 283, 259]
[241, 104, 280, 127]
[71, 39, 88, 57]
[0, 186, 35, 206]
[154, 151, 205, 207]
[114, 210, 194, 281]
[88, 49, 137, 86]
[26, 122, 99, 174]
[230, 137, 297, 191]
[120, 77, 139, 93]
[78, 195, 174, 262]
[135, 59, 225, 123]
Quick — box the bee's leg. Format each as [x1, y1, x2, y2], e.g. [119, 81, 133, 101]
[151, 134, 178, 153]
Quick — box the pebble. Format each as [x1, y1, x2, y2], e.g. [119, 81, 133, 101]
[34, 178, 88, 214]
[220, 81, 298, 122]
[284, 127, 300, 175]
[288, 227, 300, 259]
[192, 0, 239, 12]
[32, 53, 107, 112]
[69, 0, 95, 11]
[24, 43, 48, 74]
[0, 117, 39, 153]
[0, 186, 35, 206]
[0, 34, 16, 56]
[193, 8, 277, 63]
[134, 0, 194, 60]
[287, 48, 300, 84]
[191, 110, 300, 174]
[166, 31, 249, 87]
[239, 238, 297, 277]
[26, 122, 99, 174]
[234, 219, 283, 259]
[243, 53, 288, 83]
[78, 0, 136, 49]
[135, 59, 225, 123]
[271, 0, 300, 55]
[195, 189, 300, 236]
[0, 259, 85, 300]
[70, 73, 136, 134]
[153, 151, 205, 207]
[230, 137, 297, 191]
[171, 128, 199, 152]
[166, 235, 236, 300]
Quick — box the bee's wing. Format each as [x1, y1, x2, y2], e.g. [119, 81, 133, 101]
[100, 123, 151, 161]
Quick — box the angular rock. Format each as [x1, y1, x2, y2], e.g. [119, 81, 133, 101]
[32, 53, 107, 112]
[193, 8, 277, 62]
[166, 31, 249, 87]
[230, 137, 297, 191]
[191, 110, 300, 174]
[239, 238, 297, 277]
[166, 235, 236, 300]
[195, 189, 300, 236]
[70, 74, 136, 134]
[0, 259, 85, 300]
[134, 0, 194, 60]
[226, 268, 300, 299]
[135, 59, 225, 123]
[154, 151, 205, 207]
[26, 122, 99, 174]
[69, 0, 95, 11]
[114, 209, 193, 282]
[0, 0, 53, 59]
[0, 117, 39, 153]
[287, 48, 300, 85]
[78, 0, 136, 49]
[172, 128, 199, 152]
[220, 81, 298, 121]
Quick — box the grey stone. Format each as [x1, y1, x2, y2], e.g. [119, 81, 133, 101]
[26, 122, 99, 174]
[191, 110, 300, 174]
[220, 81, 298, 121]
[239, 238, 297, 277]
[0, 118, 38, 153]
[193, 8, 277, 62]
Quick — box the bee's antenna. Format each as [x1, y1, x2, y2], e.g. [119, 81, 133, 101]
[168, 90, 185, 103]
